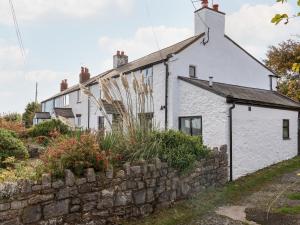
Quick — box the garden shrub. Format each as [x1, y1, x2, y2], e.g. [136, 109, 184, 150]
[101, 129, 209, 172]
[0, 128, 28, 168]
[0, 118, 27, 137]
[41, 134, 111, 177]
[28, 119, 70, 137]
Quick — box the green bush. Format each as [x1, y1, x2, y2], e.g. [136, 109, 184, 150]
[29, 119, 70, 137]
[102, 130, 209, 172]
[0, 128, 28, 168]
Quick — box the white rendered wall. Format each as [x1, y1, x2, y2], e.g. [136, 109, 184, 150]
[232, 105, 298, 179]
[178, 80, 229, 148]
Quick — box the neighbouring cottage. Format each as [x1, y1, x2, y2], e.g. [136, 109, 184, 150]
[38, 1, 300, 180]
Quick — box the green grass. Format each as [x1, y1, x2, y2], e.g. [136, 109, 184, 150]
[125, 157, 300, 225]
[287, 193, 300, 200]
[276, 205, 300, 215]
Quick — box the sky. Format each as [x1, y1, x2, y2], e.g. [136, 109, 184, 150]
[0, 0, 299, 113]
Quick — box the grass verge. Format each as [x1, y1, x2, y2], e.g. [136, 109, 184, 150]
[125, 157, 300, 225]
[275, 205, 300, 215]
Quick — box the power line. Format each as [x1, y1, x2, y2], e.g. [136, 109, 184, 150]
[144, 0, 164, 61]
[9, 0, 26, 60]
[190, 0, 210, 29]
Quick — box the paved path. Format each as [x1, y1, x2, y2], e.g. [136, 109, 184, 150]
[188, 169, 300, 225]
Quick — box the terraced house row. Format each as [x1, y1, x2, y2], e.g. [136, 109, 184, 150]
[37, 1, 300, 180]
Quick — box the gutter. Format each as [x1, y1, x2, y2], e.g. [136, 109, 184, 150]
[87, 87, 91, 129]
[227, 96, 235, 182]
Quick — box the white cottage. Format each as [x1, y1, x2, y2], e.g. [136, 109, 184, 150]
[40, 2, 300, 180]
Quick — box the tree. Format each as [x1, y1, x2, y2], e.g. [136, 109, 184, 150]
[271, 0, 300, 72]
[264, 40, 300, 101]
[22, 102, 41, 128]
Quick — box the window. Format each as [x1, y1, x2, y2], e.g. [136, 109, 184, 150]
[77, 90, 81, 103]
[189, 65, 196, 78]
[112, 114, 122, 131]
[139, 113, 154, 130]
[63, 94, 69, 106]
[76, 114, 82, 127]
[179, 116, 202, 136]
[98, 116, 105, 131]
[142, 67, 153, 87]
[283, 119, 290, 139]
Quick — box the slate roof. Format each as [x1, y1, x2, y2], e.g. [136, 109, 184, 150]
[102, 100, 126, 114]
[41, 33, 205, 103]
[34, 112, 51, 119]
[178, 76, 300, 110]
[54, 108, 75, 118]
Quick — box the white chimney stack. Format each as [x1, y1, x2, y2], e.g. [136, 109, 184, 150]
[194, 1, 225, 39]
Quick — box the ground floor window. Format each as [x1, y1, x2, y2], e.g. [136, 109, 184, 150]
[283, 119, 290, 139]
[98, 116, 105, 131]
[179, 116, 202, 136]
[139, 112, 154, 130]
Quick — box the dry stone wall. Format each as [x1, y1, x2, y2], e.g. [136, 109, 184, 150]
[0, 145, 228, 225]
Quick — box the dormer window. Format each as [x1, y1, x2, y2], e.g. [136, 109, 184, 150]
[189, 65, 196, 78]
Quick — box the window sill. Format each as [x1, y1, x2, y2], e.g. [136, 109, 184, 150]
[283, 138, 291, 140]
[77, 101, 81, 104]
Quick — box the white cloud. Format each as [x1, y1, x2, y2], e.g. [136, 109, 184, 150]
[226, 2, 299, 59]
[98, 26, 193, 69]
[0, 0, 135, 25]
[0, 39, 25, 70]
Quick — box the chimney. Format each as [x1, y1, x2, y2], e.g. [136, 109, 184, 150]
[113, 50, 128, 68]
[194, 1, 225, 39]
[79, 66, 91, 83]
[209, 76, 213, 87]
[60, 79, 68, 92]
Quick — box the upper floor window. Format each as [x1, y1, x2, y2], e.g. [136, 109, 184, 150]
[142, 67, 153, 87]
[283, 119, 290, 140]
[63, 94, 70, 106]
[77, 90, 81, 103]
[189, 65, 196, 78]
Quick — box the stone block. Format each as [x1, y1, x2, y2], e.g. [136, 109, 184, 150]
[75, 178, 87, 186]
[115, 191, 132, 206]
[11, 200, 27, 210]
[22, 205, 41, 224]
[146, 189, 154, 203]
[154, 158, 161, 169]
[140, 204, 153, 216]
[70, 205, 80, 213]
[52, 180, 64, 189]
[65, 169, 75, 186]
[41, 173, 51, 189]
[130, 166, 141, 176]
[43, 199, 70, 219]
[0, 203, 10, 211]
[28, 194, 54, 205]
[106, 168, 114, 179]
[56, 187, 70, 200]
[133, 190, 146, 205]
[86, 168, 96, 182]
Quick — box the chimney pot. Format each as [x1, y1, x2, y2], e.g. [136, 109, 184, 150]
[201, 0, 208, 7]
[121, 51, 124, 55]
[213, 4, 219, 11]
[117, 50, 120, 55]
[79, 66, 91, 83]
[60, 79, 68, 92]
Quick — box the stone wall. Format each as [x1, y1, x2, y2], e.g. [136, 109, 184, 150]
[0, 145, 228, 225]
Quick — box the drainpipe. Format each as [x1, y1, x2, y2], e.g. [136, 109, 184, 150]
[163, 55, 171, 130]
[228, 98, 236, 182]
[87, 88, 90, 130]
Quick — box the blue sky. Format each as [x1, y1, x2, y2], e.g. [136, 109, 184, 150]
[0, 0, 299, 113]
